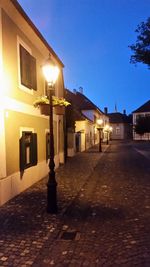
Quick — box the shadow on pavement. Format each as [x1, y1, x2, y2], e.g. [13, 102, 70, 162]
[64, 202, 125, 222]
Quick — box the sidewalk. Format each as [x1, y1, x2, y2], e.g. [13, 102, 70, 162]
[0, 144, 108, 267]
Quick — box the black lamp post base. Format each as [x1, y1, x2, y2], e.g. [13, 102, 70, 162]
[47, 180, 57, 214]
[99, 140, 102, 152]
[98, 129, 102, 152]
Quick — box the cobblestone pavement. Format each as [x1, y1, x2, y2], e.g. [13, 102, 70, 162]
[132, 141, 150, 160]
[0, 141, 150, 267]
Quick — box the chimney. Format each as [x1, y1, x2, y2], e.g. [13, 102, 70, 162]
[104, 107, 108, 114]
[73, 89, 77, 94]
[79, 86, 83, 94]
[123, 109, 126, 115]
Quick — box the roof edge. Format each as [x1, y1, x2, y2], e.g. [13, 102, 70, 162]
[132, 100, 150, 113]
[11, 0, 64, 67]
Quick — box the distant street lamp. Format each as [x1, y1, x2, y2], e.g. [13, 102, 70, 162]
[97, 119, 103, 152]
[104, 124, 109, 145]
[109, 126, 113, 140]
[42, 54, 59, 213]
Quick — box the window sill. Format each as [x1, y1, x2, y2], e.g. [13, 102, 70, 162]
[19, 83, 33, 95]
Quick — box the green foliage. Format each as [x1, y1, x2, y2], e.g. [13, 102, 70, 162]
[134, 116, 150, 136]
[129, 17, 150, 68]
[33, 95, 71, 108]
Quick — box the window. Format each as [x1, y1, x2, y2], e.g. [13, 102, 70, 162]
[116, 127, 120, 135]
[136, 114, 144, 123]
[19, 44, 37, 90]
[19, 131, 37, 171]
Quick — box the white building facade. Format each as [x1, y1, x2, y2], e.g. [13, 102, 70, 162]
[0, 0, 65, 205]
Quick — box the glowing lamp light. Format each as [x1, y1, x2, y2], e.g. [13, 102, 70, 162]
[42, 55, 59, 86]
[104, 124, 109, 131]
[97, 119, 103, 126]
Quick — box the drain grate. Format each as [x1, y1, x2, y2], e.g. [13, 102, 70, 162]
[60, 231, 80, 240]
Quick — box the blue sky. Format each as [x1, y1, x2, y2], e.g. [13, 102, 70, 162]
[18, 0, 150, 114]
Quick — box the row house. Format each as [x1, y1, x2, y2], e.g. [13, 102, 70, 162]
[107, 110, 132, 140]
[0, 0, 65, 205]
[65, 88, 109, 155]
[132, 100, 150, 140]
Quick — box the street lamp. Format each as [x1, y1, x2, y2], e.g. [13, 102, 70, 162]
[42, 54, 59, 213]
[104, 124, 109, 145]
[97, 119, 103, 152]
[109, 126, 113, 140]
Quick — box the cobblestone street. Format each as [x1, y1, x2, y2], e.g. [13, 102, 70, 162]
[0, 141, 150, 267]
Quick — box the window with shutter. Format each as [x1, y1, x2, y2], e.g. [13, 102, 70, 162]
[19, 131, 38, 171]
[19, 134, 26, 172]
[31, 133, 38, 166]
[19, 44, 37, 91]
[30, 55, 37, 91]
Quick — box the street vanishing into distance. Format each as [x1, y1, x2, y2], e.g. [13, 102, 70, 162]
[0, 141, 150, 267]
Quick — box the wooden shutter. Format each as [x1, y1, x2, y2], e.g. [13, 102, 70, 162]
[20, 45, 32, 89]
[19, 133, 26, 171]
[31, 133, 38, 166]
[30, 55, 37, 90]
[20, 45, 37, 90]
[20, 132, 37, 171]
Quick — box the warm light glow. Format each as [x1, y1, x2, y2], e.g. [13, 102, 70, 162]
[5, 111, 9, 118]
[97, 119, 103, 126]
[0, 71, 11, 96]
[104, 124, 109, 131]
[42, 55, 59, 86]
[109, 126, 113, 132]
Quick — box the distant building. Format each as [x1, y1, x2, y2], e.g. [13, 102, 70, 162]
[132, 100, 150, 140]
[107, 110, 132, 140]
[65, 88, 109, 155]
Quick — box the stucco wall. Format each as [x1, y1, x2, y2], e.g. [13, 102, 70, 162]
[0, 3, 65, 205]
[4, 109, 60, 176]
[111, 123, 125, 140]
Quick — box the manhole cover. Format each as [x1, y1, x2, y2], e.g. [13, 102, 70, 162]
[60, 231, 80, 240]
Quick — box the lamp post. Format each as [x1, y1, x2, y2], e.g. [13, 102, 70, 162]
[97, 119, 103, 152]
[109, 126, 113, 140]
[42, 54, 59, 213]
[104, 124, 109, 145]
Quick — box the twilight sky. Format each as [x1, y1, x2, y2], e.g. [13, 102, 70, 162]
[18, 0, 150, 114]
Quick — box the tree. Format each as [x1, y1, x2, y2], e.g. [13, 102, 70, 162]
[129, 17, 150, 68]
[134, 116, 150, 138]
